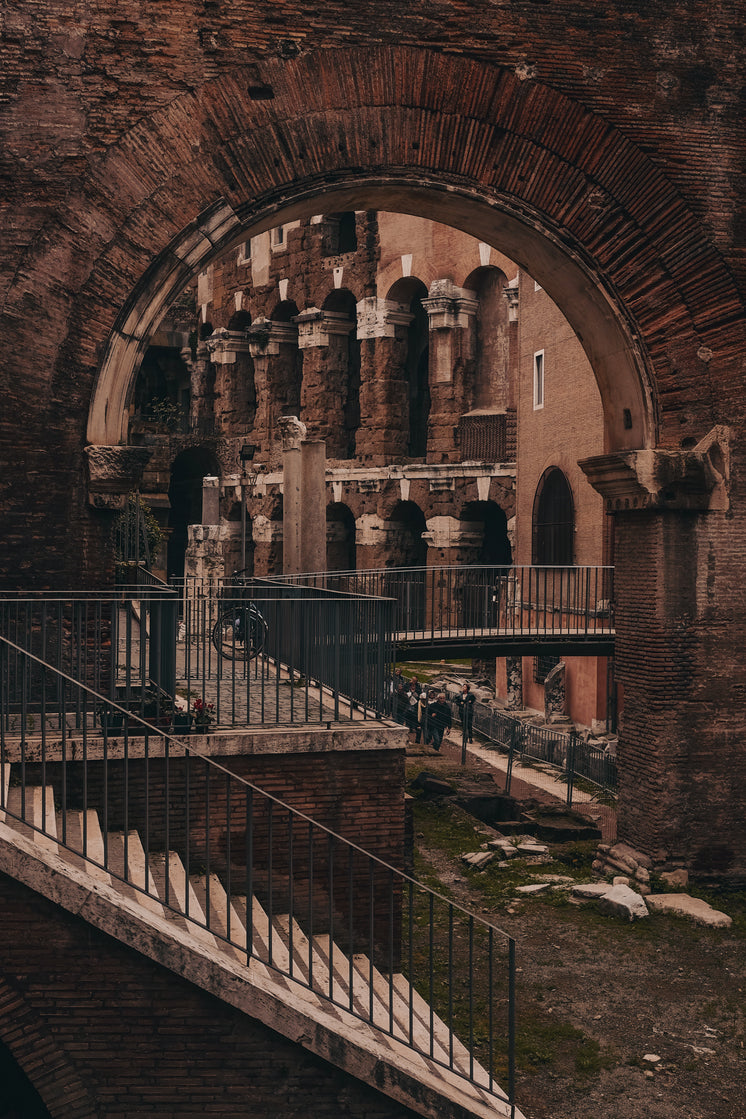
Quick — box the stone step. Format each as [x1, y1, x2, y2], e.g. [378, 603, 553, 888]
[6, 784, 58, 853]
[0, 764, 10, 821]
[188, 874, 248, 965]
[148, 851, 219, 950]
[55, 809, 111, 885]
[106, 830, 166, 918]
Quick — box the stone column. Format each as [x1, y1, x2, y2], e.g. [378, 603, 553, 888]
[279, 416, 307, 574]
[249, 317, 300, 468]
[200, 476, 220, 526]
[301, 440, 327, 573]
[295, 308, 355, 458]
[356, 297, 413, 464]
[581, 428, 746, 880]
[422, 280, 478, 462]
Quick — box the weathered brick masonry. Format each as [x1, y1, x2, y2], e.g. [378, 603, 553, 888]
[0, 873, 424, 1119]
[1, 6, 746, 885]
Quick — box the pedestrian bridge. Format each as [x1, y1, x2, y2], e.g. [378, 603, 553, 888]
[281, 565, 615, 659]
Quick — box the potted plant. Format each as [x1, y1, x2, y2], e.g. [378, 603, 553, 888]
[192, 697, 215, 733]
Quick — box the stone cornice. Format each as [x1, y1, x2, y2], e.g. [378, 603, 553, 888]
[579, 427, 730, 513]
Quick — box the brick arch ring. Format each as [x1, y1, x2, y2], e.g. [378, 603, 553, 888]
[56, 45, 742, 454]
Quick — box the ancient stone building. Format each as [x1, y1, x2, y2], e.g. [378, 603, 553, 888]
[130, 210, 611, 728]
[1, 4, 745, 875]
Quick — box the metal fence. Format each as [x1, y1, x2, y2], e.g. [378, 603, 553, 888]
[0, 582, 395, 734]
[445, 696, 618, 826]
[0, 634, 517, 1108]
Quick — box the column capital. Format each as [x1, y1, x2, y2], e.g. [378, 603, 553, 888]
[205, 327, 253, 365]
[579, 427, 730, 513]
[248, 316, 298, 356]
[294, 307, 355, 349]
[356, 297, 413, 340]
[422, 279, 479, 331]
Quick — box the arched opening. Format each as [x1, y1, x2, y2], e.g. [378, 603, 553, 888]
[386, 500, 428, 568]
[167, 447, 221, 581]
[463, 266, 512, 412]
[0, 1038, 52, 1119]
[388, 278, 430, 459]
[227, 309, 253, 331]
[459, 501, 512, 566]
[326, 502, 356, 571]
[532, 467, 575, 566]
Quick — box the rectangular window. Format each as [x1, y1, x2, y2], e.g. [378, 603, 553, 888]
[271, 225, 286, 251]
[533, 350, 544, 410]
[237, 239, 252, 265]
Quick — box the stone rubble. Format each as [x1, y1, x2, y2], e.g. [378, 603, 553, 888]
[459, 831, 734, 929]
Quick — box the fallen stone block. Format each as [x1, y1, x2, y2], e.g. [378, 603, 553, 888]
[515, 882, 553, 895]
[612, 875, 630, 887]
[646, 893, 732, 928]
[596, 884, 649, 921]
[572, 882, 613, 899]
[611, 842, 652, 870]
[461, 851, 496, 870]
[516, 842, 550, 855]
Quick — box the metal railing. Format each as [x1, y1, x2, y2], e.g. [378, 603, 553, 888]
[269, 565, 614, 648]
[0, 583, 395, 733]
[0, 635, 517, 1108]
[447, 696, 618, 803]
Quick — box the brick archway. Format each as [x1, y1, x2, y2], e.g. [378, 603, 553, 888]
[12, 45, 731, 460]
[3, 40, 746, 877]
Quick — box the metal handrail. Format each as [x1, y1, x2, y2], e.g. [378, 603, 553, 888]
[0, 633, 517, 1106]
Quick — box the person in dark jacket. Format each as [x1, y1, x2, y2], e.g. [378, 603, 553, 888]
[427, 692, 452, 752]
[456, 682, 476, 743]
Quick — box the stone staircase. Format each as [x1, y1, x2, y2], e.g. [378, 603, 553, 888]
[0, 767, 523, 1119]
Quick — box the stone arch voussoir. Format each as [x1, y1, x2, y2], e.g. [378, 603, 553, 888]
[3, 46, 739, 457]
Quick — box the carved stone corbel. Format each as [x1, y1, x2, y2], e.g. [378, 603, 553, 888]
[579, 427, 730, 513]
[85, 445, 151, 511]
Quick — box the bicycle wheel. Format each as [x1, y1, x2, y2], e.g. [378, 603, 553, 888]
[246, 605, 268, 657]
[212, 607, 251, 660]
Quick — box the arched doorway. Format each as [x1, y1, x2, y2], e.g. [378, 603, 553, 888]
[388, 278, 430, 459]
[326, 502, 356, 571]
[0, 1038, 51, 1119]
[532, 468, 575, 566]
[167, 447, 221, 581]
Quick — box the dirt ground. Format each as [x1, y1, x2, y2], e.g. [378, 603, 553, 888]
[407, 735, 746, 1119]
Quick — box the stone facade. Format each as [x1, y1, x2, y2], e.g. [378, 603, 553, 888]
[1, 8, 746, 882]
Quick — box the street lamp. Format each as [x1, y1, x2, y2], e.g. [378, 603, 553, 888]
[238, 443, 259, 573]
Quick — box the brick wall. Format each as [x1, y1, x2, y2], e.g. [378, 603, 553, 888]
[0, 873, 423, 1118]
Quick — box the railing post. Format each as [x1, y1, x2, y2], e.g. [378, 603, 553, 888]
[566, 729, 577, 808]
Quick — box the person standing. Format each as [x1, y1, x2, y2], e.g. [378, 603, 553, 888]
[456, 683, 476, 743]
[427, 692, 452, 752]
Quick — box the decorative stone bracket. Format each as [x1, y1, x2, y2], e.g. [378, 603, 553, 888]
[422, 279, 478, 331]
[294, 308, 355, 349]
[205, 328, 253, 365]
[85, 445, 151, 511]
[579, 427, 731, 513]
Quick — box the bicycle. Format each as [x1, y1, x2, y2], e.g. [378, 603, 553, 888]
[211, 575, 268, 661]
